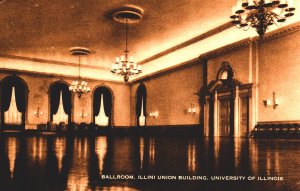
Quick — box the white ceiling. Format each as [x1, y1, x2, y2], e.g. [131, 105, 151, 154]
[0, 0, 299, 82]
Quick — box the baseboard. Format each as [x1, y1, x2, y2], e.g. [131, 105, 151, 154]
[111, 124, 203, 136]
[1, 124, 203, 136]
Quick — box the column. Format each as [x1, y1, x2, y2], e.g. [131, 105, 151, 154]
[203, 96, 210, 136]
[234, 86, 240, 137]
[214, 91, 218, 136]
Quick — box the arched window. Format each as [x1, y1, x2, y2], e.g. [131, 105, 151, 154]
[0, 75, 28, 130]
[136, 84, 146, 126]
[216, 62, 234, 82]
[220, 70, 228, 80]
[49, 81, 72, 124]
[93, 86, 113, 127]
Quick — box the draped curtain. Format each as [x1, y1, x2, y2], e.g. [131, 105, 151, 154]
[50, 82, 71, 122]
[136, 84, 146, 126]
[1, 78, 26, 112]
[0, 76, 27, 127]
[93, 87, 112, 125]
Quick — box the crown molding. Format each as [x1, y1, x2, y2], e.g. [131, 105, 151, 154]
[201, 21, 300, 60]
[130, 57, 203, 84]
[137, 22, 233, 65]
[201, 38, 252, 60]
[131, 21, 300, 83]
[0, 54, 108, 70]
[254, 21, 300, 43]
[0, 68, 127, 85]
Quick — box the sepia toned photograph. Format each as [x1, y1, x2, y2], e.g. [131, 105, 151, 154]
[0, 0, 300, 190]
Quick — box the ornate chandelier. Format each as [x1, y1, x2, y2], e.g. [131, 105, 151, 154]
[110, 5, 143, 82]
[69, 47, 91, 98]
[230, 0, 296, 38]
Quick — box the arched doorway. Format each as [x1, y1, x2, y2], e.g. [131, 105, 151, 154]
[136, 84, 146, 127]
[204, 62, 251, 137]
[49, 81, 72, 124]
[0, 75, 28, 131]
[93, 86, 113, 127]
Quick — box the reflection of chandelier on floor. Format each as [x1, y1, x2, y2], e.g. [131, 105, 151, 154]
[110, 5, 144, 82]
[230, 0, 296, 38]
[69, 47, 91, 98]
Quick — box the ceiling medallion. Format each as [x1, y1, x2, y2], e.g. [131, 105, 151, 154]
[230, 0, 296, 38]
[69, 47, 91, 98]
[112, 4, 144, 24]
[111, 5, 144, 82]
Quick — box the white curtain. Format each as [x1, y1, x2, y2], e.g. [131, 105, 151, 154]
[4, 87, 22, 124]
[53, 91, 68, 124]
[139, 97, 146, 126]
[95, 94, 109, 126]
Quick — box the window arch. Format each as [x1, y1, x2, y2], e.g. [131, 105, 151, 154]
[216, 62, 234, 82]
[136, 83, 147, 126]
[92, 86, 113, 127]
[49, 81, 72, 124]
[0, 75, 28, 130]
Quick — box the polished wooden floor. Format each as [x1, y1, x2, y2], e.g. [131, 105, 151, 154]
[0, 135, 299, 191]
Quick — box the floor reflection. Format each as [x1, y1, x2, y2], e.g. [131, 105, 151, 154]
[0, 135, 299, 191]
[95, 136, 107, 174]
[68, 138, 89, 191]
[187, 139, 196, 173]
[54, 137, 66, 172]
[148, 137, 155, 168]
[139, 137, 144, 170]
[6, 136, 18, 178]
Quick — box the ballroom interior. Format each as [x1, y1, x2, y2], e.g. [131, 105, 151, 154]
[0, 0, 300, 137]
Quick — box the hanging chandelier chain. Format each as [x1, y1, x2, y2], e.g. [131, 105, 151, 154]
[78, 55, 81, 79]
[110, 16, 142, 82]
[125, 18, 128, 54]
[68, 47, 91, 98]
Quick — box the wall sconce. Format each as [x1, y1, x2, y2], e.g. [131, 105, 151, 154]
[79, 109, 88, 118]
[149, 111, 158, 118]
[33, 107, 43, 118]
[263, 92, 279, 109]
[187, 103, 196, 114]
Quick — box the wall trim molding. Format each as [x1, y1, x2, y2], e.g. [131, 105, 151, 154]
[138, 21, 300, 67]
[131, 57, 203, 84]
[137, 22, 233, 65]
[201, 21, 300, 60]
[201, 38, 252, 60]
[0, 54, 108, 70]
[0, 68, 127, 85]
[132, 21, 300, 83]
[255, 21, 300, 43]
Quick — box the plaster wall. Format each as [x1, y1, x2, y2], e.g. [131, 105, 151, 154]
[131, 63, 203, 126]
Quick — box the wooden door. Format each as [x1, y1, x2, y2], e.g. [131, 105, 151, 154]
[219, 98, 231, 136]
[240, 97, 249, 135]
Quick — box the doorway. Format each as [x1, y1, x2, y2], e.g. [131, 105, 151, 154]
[219, 97, 232, 136]
[203, 62, 252, 137]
